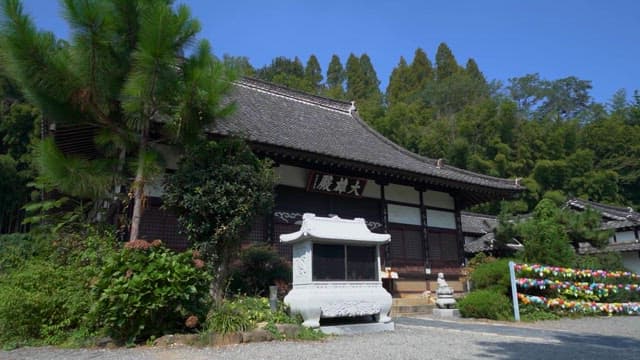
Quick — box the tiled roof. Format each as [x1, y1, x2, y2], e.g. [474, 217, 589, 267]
[566, 199, 640, 223]
[578, 241, 640, 254]
[461, 211, 498, 235]
[464, 233, 496, 253]
[211, 78, 522, 202]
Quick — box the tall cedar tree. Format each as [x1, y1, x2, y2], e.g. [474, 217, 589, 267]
[326, 54, 345, 99]
[435, 43, 459, 81]
[0, 0, 233, 240]
[410, 49, 433, 86]
[345, 53, 365, 101]
[386, 56, 411, 106]
[304, 54, 323, 94]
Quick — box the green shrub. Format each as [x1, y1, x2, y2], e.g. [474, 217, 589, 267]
[469, 258, 511, 294]
[0, 260, 90, 346]
[228, 245, 291, 297]
[573, 253, 626, 272]
[205, 296, 298, 334]
[205, 301, 253, 334]
[0, 233, 51, 272]
[458, 289, 513, 320]
[88, 241, 211, 343]
[519, 304, 560, 322]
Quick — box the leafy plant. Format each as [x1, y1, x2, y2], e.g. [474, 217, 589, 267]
[457, 289, 512, 320]
[469, 258, 511, 294]
[519, 304, 560, 322]
[163, 138, 276, 301]
[204, 296, 297, 335]
[0, 260, 91, 346]
[88, 241, 211, 343]
[206, 301, 253, 334]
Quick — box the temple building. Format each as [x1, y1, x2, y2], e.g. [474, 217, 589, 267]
[137, 78, 523, 296]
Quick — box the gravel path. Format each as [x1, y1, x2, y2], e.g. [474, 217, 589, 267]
[3, 316, 639, 360]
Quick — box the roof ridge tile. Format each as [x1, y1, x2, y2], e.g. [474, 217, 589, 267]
[236, 77, 353, 113]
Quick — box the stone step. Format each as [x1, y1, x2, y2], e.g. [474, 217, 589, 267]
[392, 297, 433, 307]
[390, 304, 435, 317]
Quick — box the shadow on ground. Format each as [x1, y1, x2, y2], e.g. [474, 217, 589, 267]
[475, 332, 640, 360]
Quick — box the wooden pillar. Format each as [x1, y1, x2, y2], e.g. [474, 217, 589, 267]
[454, 194, 465, 267]
[377, 180, 390, 266]
[418, 187, 430, 271]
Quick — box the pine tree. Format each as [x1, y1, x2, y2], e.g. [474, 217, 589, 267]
[0, 0, 233, 240]
[435, 42, 459, 81]
[304, 54, 323, 94]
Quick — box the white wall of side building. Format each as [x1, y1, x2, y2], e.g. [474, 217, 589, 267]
[615, 230, 637, 243]
[621, 252, 640, 274]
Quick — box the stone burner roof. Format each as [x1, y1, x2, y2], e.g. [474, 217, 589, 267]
[211, 78, 522, 204]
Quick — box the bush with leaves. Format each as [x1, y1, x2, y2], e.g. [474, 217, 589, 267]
[228, 245, 291, 297]
[457, 289, 512, 320]
[0, 226, 117, 347]
[205, 296, 297, 334]
[469, 258, 512, 294]
[573, 252, 626, 272]
[0, 260, 91, 347]
[163, 138, 275, 301]
[88, 241, 211, 343]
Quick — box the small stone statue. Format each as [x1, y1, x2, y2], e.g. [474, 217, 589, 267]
[435, 273, 456, 309]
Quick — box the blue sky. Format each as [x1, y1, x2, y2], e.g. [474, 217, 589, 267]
[22, 0, 640, 104]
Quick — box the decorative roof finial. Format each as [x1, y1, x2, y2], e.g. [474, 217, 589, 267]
[436, 158, 444, 168]
[515, 177, 522, 186]
[349, 101, 356, 114]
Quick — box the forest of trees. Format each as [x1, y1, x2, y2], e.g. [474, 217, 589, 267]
[224, 44, 640, 213]
[2, 42, 640, 228]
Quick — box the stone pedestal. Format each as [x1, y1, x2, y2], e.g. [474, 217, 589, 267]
[432, 308, 461, 318]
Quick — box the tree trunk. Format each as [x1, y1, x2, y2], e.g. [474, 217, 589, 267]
[129, 137, 147, 242]
[210, 263, 228, 304]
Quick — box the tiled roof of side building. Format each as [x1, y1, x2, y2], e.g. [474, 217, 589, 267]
[566, 198, 640, 223]
[461, 211, 498, 235]
[211, 77, 522, 194]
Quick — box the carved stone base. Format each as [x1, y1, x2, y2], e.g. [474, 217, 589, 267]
[284, 282, 393, 328]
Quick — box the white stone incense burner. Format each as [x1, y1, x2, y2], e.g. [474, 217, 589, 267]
[280, 213, 393, 328]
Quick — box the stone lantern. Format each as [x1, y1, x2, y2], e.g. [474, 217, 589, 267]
[280, 213, 393, 331]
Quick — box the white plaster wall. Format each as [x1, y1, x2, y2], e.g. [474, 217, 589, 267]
[275, 165, 308, 188]
[385, 184, 420, 205]
[360, 180, 380, 199]
[424, 190, 455, 209]
[621, 252, 640, 275]
[387, 204, 421, 225]
[616, 231, 637, 243]
[426, 209, 457, 229]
